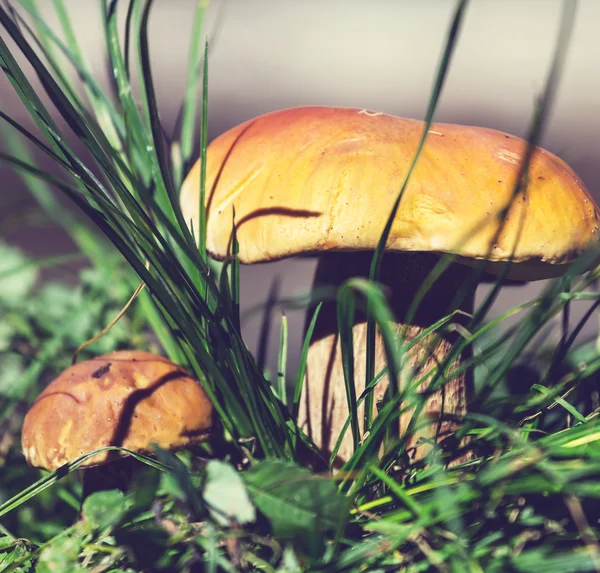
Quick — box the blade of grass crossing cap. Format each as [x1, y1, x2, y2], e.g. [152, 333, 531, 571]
[364, 0, 469, 435]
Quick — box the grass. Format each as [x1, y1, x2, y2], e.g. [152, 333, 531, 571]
[1, 0, 600, 571]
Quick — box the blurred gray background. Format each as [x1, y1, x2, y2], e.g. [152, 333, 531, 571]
[2, 0, 600, 376]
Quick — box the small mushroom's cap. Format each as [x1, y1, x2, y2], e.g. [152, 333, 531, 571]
[21, 350, 214, 470]
[181, 106, 600, 280]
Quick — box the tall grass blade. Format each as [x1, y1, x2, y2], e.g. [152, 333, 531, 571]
[256, 277, 280, 377]
[292, 302, 322, 423]
[337, 282, 359, 451]
[364, 0, 469, 433]
[198, 39, 209, 259]
[395, 0, 579, 448]
[230, 212, 241, 331]
[277, 314, 288, 405]
[180, 2, 208, 171]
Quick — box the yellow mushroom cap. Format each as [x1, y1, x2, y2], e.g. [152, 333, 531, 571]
[21, 350, 214, 470]
[180, 106, 600, 280]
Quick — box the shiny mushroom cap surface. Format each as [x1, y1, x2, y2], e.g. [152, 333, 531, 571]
[21, 350, 214, 470]
[181, 106, 600, 280]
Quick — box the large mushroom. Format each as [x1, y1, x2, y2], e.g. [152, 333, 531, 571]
[21, 350, 214, 497]
[180, 106, 600, 466]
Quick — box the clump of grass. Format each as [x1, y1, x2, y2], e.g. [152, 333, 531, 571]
[1, 0, 600, 571]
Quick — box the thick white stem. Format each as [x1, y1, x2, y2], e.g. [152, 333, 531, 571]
[300, 252, 474, 467]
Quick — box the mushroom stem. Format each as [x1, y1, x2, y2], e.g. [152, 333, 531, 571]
[81, 457, 137, 501]
[301, 252, 475, 467]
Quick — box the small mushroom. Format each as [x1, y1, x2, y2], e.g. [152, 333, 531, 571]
[21, 350, 214, 500]
[181, 106, 600, 466]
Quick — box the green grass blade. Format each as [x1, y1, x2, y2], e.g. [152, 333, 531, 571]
[329, 365, 389, 469]
[337, 282, 359, 451]
[364, 0, 469, 434]
[198, 39, 209, 258]
[50, 0, 123, 142]
[136, 0, 212, 298]
[531, 384, 586, 424]
[0, 447, 168, 518]
[230, 213, 241, 331]
[136, 290, 187, 364]
[448, 0, 578, 338]
[0, 9, 142, 209]
[123, 0, 135, 78]
[292, 302, 322, 423]
[403, 0, 580, 439]
[24, 0, 126, 151]
[13, 0, 86, 112]
[103, 0, 158, 186]
[367, 464, 422, 518]
[2, 0, 293, 466]
[336, 277, 403, 461]
[256, 277, 280, 377]
[277, 314, 288, 406]
[180, 1, 208, 169]
[0, 117, 107, 262]
[329, 310, 461, 468]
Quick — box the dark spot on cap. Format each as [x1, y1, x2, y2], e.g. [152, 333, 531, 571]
[92, 363, 112, 379]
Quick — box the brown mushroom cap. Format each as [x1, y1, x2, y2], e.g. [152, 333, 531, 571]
[21, 350, 214, 470]
[180, 106, 600, 280]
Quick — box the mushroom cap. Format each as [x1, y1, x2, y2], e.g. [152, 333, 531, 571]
[21, 350, 214, 470]
[180, 106, 600, 280]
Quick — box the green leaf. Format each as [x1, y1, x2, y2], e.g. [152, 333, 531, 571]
[112, 525, 172, 571]
[276, 547, 303, 573]
[0, 243, 38, 305]
[512, 547, 600, 573]
[0, 537, 35, 572]
[81, 489, 127, 531]
[0, 353, 26, 399]
[243, 460, 350, 557]
[153, 446, 204, 518]
[0, 322, 12, 353]
[31, 282, 81, 324]
[203, 460, 256, 527]
[37, 530, 85, 573]
[127, 465, 161, 514]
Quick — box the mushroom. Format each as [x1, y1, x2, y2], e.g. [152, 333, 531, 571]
[21, 350, 214, 499]
[180, 106, 600, 466]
